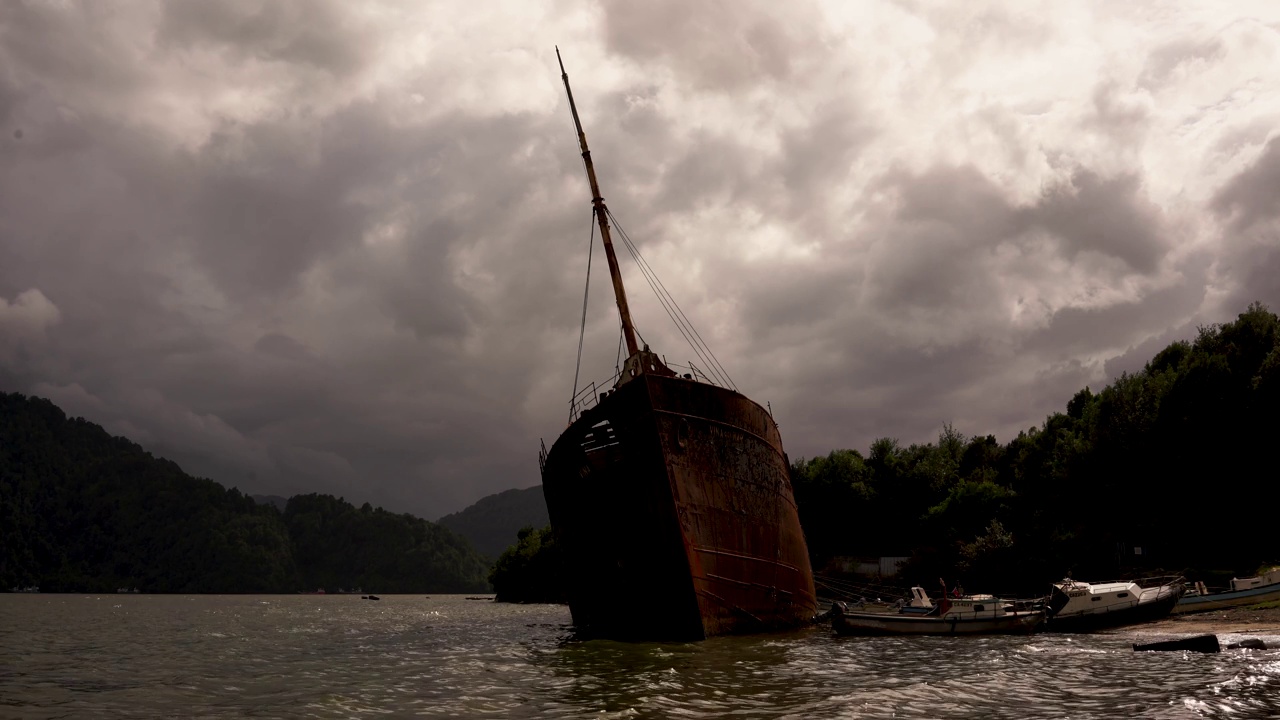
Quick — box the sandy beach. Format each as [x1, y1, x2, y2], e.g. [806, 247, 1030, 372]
[1114, 606, 1280, 637]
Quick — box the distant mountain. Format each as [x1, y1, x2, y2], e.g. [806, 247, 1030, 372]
[251, 494, 289, 512]
[438, 486, 548, 559]
[0, 391, 491, 593]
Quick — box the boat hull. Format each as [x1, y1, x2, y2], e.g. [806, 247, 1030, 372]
[1172, 583, 1280, 615]
[833, 611, 1044, 636]
[1046, 583, 1184, 632]
[541, 374, 816, 641]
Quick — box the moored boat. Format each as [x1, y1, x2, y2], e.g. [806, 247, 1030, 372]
[831, 593, 1044, 636]
[1173, 567, 1280, 615]
[1045, 577, 1184, 632]
[539, 50, 816, 641]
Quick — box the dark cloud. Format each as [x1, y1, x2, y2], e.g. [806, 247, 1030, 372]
[1209, 138, 1280, 316]
[0, 3, 153, 100]
[157, 1, 370, 76]
[1027, 170, 1170, 272]
[1024, 259, 1208, 358]
[1212, 136, 1280, 232]
[1, 1, 1274, 517]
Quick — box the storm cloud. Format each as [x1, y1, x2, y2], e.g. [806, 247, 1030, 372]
[2, 0, 1278, 518]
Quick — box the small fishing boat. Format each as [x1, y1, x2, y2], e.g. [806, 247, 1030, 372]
[832, 592, 1045, 636]
[1045, 577, 1184, 632]
[1173, 567, 1280, 615]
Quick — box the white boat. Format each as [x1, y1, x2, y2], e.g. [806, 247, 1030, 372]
[1173, 567, 1280, 614]
[832, 589, 1044, 636]
[1045, 577, 1183, 632]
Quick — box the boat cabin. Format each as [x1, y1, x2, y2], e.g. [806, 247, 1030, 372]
[940, 596, 1018, 620]
[1231, 567, 1280, 592]
[1051, 579, 1144, 617]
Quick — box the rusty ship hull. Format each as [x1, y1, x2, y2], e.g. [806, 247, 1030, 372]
[541, 372, 817, 641]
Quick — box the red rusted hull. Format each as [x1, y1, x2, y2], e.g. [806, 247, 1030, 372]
[541, 375, 816, 640]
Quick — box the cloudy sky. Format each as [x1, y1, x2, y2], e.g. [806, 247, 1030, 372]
[2, 1, 1278, 518]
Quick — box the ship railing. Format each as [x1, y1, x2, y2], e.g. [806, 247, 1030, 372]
[567, 373, 619, 424]
[566, 360, 728, 424]
[663, 360, 724, 387]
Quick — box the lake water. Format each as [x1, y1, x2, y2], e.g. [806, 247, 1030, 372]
[1, 594, 1277, 719]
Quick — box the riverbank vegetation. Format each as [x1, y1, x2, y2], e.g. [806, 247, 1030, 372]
[0, 392, 491, 593]
[488, 525, 565, 603]
[791, 303, 1280, 593]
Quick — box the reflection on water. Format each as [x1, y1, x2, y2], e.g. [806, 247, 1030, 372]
[0, 594, 1277, 719]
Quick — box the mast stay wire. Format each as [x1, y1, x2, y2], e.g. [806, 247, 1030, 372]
[607, 208, 737, 391]
[613, 217, 732, 390]
[569, 209, 597, 418]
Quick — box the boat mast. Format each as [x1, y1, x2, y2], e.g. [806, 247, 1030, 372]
[557, 47, 641, 359]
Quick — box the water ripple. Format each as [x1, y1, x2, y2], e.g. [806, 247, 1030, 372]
[2, 595, 1279, 718]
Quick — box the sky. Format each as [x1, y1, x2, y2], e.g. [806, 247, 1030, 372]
[2, 1, 1279, 519]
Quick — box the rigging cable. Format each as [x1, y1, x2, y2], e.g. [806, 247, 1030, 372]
[607, 209, 737, 390]
[608, 209, 735, 389]
[616, 323, 624, 376]
[569, 209, 597, 421]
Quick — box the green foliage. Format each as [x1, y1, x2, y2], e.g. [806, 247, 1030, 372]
[0, 392, 490, 593]
[789, 450, 874, 565]
[956, 519, 1016, 588]
[793, 303, 1280, 594]
[488, 525, 565, 603]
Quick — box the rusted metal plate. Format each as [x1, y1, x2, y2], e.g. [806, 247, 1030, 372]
[542, 375, 816, 641]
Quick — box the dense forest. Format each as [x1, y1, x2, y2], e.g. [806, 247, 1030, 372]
[437, 485, 548, 559]
[492, 303, 1280, 601]
[285, 493, 492, 593]
[0, 392, 491, 593]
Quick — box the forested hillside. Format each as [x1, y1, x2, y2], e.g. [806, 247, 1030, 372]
[437, 485, 548, 559]
[286, 493, 490, 593]
[791, 303, 1280, 593]
[0, 393, 490, 593]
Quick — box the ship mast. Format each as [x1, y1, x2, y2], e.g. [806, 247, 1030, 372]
[557, 47, 641, 359]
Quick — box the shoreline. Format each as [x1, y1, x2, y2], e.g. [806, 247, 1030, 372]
[1107, 606, 1280, 637]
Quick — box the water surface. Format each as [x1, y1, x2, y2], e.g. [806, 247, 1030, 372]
[2, 594, 1277, 718]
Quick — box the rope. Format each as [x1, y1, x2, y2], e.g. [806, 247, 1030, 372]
[610, 210, 731, 388]
[569, 210, 597, 419]
[607, 208, 737, 390]
[616, 324, 624, 375]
